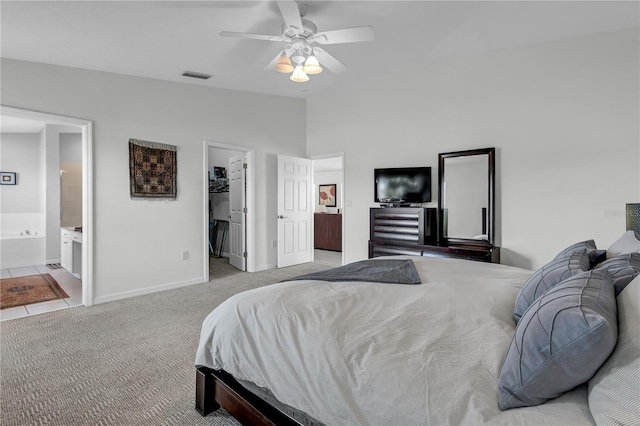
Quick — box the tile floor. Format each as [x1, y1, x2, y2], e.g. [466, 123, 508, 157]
[1, 264, 83, 321]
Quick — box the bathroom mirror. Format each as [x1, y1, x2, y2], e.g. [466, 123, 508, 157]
[438, 147, 495, 247]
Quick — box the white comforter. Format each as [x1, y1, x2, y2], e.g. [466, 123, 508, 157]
[195, 256, 596, 425]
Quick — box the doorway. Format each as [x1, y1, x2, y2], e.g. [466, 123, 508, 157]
[1, 106, 93, 313]
[203, 140, 254, 282]
[312, 154, 344, 267]
[275, 153, 345, 269]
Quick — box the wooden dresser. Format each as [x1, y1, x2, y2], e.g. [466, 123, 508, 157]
[368, 207, 499, 263]
[314, 213, 342, 252]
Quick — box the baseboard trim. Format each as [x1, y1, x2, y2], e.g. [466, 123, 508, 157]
[93, 277, 203, 305]
[255, 262, 276, 271]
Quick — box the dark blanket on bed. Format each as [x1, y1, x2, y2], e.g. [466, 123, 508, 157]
[289, 259, 421, 284]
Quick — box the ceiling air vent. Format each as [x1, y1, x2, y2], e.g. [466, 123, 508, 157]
[182, 71, 212, 80]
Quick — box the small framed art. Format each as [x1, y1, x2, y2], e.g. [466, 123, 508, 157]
[319, 184, 337, 207]
[0, 172, 16, 185]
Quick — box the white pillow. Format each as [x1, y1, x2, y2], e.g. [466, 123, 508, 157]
[588, 275, 640, 425]
[606, 230, 640, 259]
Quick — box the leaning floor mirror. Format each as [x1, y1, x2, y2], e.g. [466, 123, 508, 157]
[438, 147, 496, 249]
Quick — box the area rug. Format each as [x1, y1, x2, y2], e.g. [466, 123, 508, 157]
[0, 274, 69, 309]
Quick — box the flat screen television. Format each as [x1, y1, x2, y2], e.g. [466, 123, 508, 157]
[374, 167, 431, 204]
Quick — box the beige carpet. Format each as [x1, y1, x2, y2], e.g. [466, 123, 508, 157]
[0, 261, 329, 426]
[209, 256, 244, 281]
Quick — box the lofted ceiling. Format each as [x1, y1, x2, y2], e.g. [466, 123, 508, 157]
[1, 1, 638, 100]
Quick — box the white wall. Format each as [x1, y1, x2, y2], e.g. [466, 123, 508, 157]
[0, 133, 41, 214]
[60, 133, 83, 228]
[0, 132, 47, 268]
[41, 125, 61, 262]
[1, 129, 68, 264]
[1, 58, 306, 302]
[307, 29, 640, 270]
[2, 29, 637, 295]
[60, 133, 82, 162]
[0, 131, 62, 266]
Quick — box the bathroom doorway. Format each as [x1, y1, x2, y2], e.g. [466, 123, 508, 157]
[1, 106, 93, 318]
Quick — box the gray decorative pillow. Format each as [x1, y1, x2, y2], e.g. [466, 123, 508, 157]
[498, 269, 618, 410]
[554, 239, 597, 259]
[606, 230, 640, 259]
[588, 249, 607, 268]
[594, 252, 640, 295]
[513, 250, 590, 322]
[588, 276, 639, 425]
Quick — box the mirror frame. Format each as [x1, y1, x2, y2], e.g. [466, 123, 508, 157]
[438, 147, 496, 248]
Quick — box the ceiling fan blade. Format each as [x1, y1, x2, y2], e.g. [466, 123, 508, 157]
[313, 48, 347, 74]
[314, 26, 375, 44]
[277, 1, 303, 31]
[219, 31, 283, 42]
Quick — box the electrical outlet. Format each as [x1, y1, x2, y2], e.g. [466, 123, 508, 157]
[272, 240, 277, 248]
[346, 200, 352, 207]
[181, 250, 189, 260]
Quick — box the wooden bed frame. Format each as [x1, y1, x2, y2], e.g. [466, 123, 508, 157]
[195, 366, 304, 426]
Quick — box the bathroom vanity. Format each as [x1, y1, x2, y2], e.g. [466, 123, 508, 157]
[61, 227, 82, 278]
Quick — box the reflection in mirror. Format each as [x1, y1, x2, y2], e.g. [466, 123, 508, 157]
[438, 147, 495, 247]
[442, 155, 488, 240]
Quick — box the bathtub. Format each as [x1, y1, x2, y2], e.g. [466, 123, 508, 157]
[1, 233, 46, 269]
[1, 213, 46, 269]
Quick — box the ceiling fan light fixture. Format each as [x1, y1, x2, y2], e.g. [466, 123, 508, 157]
[220, 1, 375, 83]
[274, 54, 294, 73]
[302, 55, 322, 74]
[290, 65, 309, 82]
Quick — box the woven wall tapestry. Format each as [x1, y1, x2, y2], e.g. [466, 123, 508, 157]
[129, 139, 177, 199]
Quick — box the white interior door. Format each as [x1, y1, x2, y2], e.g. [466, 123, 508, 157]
[228, 154, 246, 271]
[277, 155, 312, 268]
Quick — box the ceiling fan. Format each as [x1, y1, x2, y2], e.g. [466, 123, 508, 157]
[220, 1, 374, 82]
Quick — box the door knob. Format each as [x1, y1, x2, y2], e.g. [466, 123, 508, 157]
[278, 215, 287, 219]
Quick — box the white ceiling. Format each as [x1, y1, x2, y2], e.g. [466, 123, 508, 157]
[1, 1, 638, 100]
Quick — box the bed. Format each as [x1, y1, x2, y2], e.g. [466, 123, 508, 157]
[195, 251, 640, 425]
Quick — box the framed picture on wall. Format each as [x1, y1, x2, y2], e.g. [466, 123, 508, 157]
[0, 172, 16, 185]
[319, 184, 337, 207]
